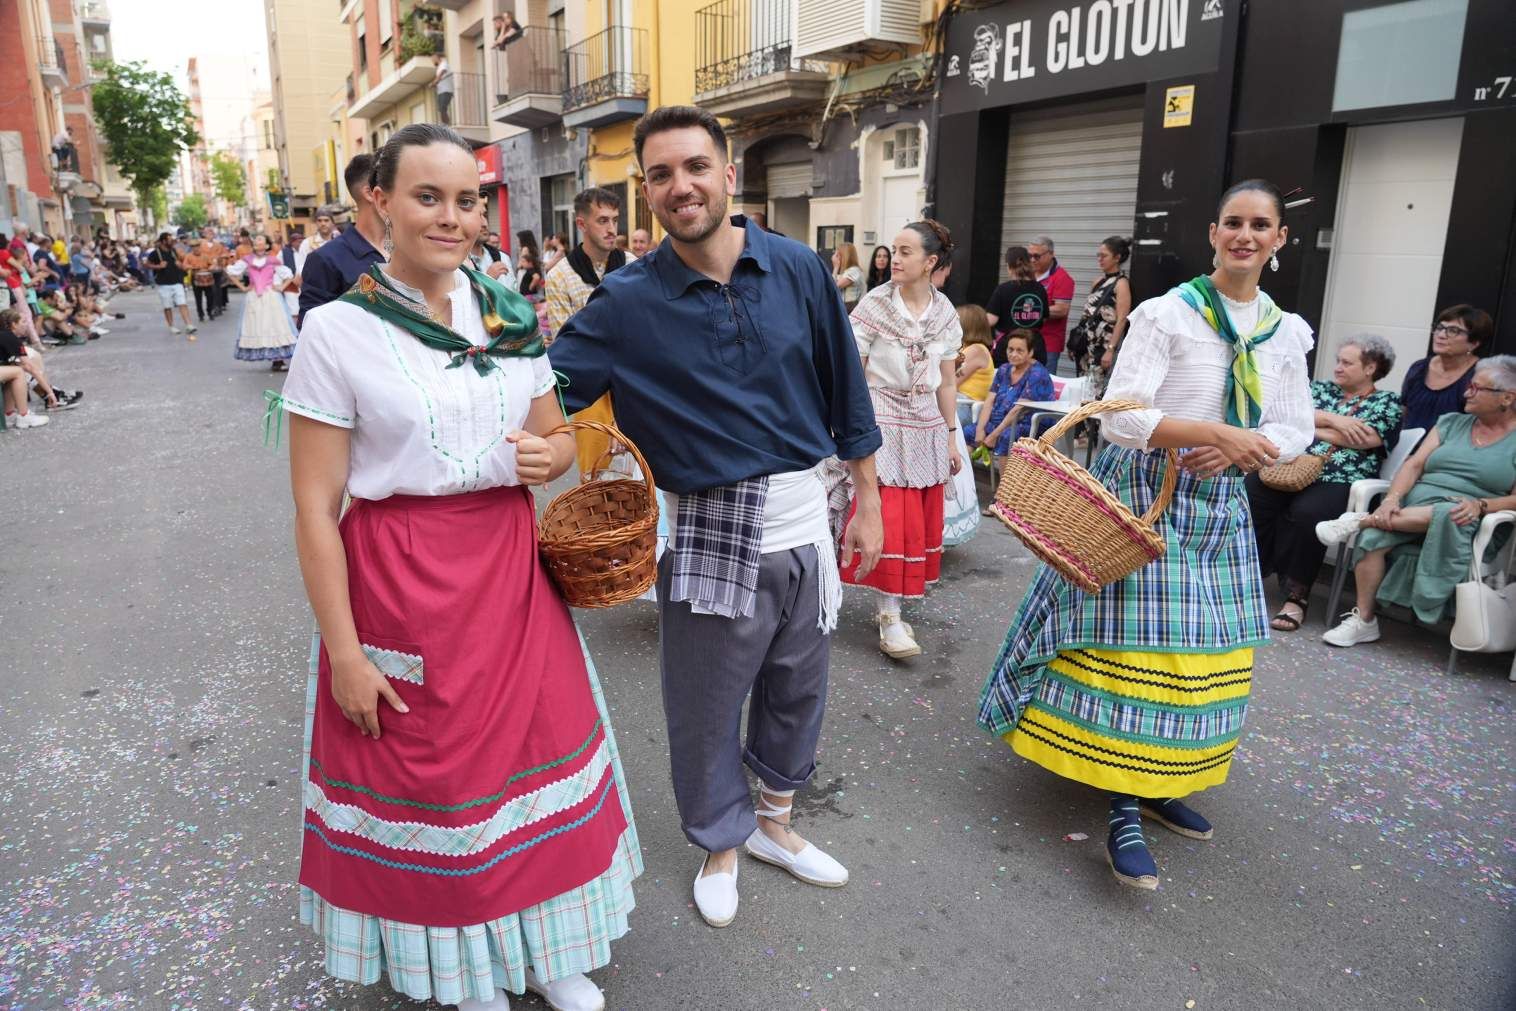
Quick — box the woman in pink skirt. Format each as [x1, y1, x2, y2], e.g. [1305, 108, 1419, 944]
[277, 123, 640, 1011]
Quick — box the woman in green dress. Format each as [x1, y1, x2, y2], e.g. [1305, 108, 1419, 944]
[1317, 355, 1516, 645]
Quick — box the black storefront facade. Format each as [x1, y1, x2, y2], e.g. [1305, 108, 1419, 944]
[933, 0, 1516, 371]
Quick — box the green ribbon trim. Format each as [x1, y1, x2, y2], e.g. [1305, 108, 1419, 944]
[338, 264, 545, 376]
[1172, 275, 1282, 429]
[262, 389, 285, 450]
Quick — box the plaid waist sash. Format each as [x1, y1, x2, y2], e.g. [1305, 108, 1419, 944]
[668, 477, 770, 620]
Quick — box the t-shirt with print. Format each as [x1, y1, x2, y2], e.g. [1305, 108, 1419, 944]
[985, 279, 1048, 333]
[1308, 381, 1404, 484]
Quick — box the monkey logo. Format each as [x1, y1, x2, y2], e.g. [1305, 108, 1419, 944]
[968, 24, 1000, 93]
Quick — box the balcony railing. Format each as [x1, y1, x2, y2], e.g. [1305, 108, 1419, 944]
[492, 27, 565, 103]
[694, 0, 828, 94]
[562, 26, 648, 113]
[449, 71, 488, 130]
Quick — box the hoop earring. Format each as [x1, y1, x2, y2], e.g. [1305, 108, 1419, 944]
[382, 218, 394, 259]
[1269, 249, 1280, 273]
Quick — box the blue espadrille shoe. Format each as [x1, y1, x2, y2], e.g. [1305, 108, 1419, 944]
[1141, 797, 1214, 840]
[1106, 796, 1159, 890]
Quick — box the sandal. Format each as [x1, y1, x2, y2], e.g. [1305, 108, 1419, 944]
[1270, 596, 1308, 632]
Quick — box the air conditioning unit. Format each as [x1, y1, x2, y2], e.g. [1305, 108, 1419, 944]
[794, 0, 922, 60]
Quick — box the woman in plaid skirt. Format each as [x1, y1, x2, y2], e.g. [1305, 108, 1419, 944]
[977, 180, 1316, 889]
[278, 125, 639, 1011]
[841, 220, 964, 659]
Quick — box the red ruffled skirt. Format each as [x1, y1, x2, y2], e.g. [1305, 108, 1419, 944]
[840, 483, 944, 598]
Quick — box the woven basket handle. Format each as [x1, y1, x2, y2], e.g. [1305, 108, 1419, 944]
[545, 419, 658, 500]
[1034, 397, 1179, 525]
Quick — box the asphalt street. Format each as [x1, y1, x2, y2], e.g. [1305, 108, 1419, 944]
[1, 289, 1512, 1010]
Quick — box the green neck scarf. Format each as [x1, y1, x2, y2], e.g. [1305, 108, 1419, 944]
[339, 264, 544, 375]
[1173, 274, 1282, 429]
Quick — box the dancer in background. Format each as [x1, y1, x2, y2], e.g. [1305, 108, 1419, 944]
[977, 180, 1314, 889]
[227, 233, 297, 371]
[842, 220, 962, 659]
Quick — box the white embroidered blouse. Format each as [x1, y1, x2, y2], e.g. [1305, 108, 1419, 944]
[853, 284, 963, 392]
[1101, 288, 1315, 458]
[278, 268, 556, 499]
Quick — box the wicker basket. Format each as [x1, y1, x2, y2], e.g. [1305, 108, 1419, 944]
[538, 420, 660, 608]
[988, 399, 1179, 594]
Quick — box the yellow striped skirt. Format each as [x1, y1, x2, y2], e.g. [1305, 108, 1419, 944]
[1004, 647, 1252, 797]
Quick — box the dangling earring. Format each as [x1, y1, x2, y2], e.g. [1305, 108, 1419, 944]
[1212, 251, 1220, 270]
[382, 218, 394, 259]
[1269, 248, 1280, 272]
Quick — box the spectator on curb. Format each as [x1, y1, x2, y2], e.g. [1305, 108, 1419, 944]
[1026, 235, 1073, 375]
[1318, 355, 1516, 645]
[1246, 335, 1402, 632]
[1, 308, 81, 410]
[984, 245, 1048, 366]
[1399, 304, 1492, 432]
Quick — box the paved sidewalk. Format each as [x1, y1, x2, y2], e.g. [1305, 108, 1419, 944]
[1, 289, 1511, 1009]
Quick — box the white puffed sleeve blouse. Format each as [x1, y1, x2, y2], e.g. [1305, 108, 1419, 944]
[1100, 288, 1315, 460]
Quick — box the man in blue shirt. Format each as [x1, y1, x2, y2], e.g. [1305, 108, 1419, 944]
[551, 106, 882, 930]
[298, 154, 386, 324]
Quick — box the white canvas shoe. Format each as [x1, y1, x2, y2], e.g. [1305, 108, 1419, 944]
[1322, 608, 1381, 647]
[692, 855, 738, 927]
[453, 988, 509, 1010]
[13, 412, 50, 429]
[525, 969, 604, 1011]
[878, 615, 921, 659]
[744, 827, 849, 887]
[1315, 512, 1367, 547]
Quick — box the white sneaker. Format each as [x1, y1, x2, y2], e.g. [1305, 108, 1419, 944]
[525, 969, 605, 1011]
[1322, 608, 1380, 647]
[13, 412, 50, 429]
[744, 826, 849, 887]
[878, 615, 921, 659]
[168, 326, 181, 335]
[1316, 512, 1367, 547]
[692, 854, 738, 927]
[454, 989, 509, 1010]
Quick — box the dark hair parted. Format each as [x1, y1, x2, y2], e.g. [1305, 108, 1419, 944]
[1102, 235, 1132, 264]
[572, 187, 622, 217]
[1003, 244, 1034, 281]
[369, 123, 474, 192]
[344, 154, 375, 198]
[1215, 178, 1286, 224]
[1436, 303, 1494, 354]
[904, 219, 953, 273]
[633, 105, 729, 168]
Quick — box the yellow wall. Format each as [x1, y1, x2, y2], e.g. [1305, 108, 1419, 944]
[267, 0, 356, 200]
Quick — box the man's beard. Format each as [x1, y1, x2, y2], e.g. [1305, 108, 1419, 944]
[656, 189, 729, 244]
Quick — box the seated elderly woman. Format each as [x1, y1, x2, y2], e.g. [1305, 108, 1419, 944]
[1317, 355, 1516, 646]
[1246, 334, 1403, 630]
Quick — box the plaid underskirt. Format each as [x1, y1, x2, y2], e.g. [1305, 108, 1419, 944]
[297, 630, 642, 1003]
[977, 447, 1271, 782]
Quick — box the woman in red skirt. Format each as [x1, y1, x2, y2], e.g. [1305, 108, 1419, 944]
[277, 124, 640, 1011]
[842, 220, 963, 658]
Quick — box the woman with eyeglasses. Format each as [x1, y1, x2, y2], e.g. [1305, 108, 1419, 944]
[1399, 304, 1491, 432]
[1317, 354, 1516, 646]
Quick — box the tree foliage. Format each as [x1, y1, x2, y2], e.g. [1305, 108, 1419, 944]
[89, 61, 198, 207]
[172, 193, 209, 231]
[210, 151, 248, 210]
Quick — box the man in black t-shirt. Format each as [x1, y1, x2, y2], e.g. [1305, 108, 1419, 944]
[142, 232, 197, 337]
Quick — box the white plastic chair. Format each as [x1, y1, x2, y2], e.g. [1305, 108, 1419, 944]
[1323, 428, 1423, 623]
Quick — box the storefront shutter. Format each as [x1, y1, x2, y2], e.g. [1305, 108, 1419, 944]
[766, 161, 813, 200]
[1000, 97, 1143, 332]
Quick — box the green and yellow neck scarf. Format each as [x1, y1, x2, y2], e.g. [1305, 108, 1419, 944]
[339, 264, 544, 375]
[1174, 275, 1282, 429]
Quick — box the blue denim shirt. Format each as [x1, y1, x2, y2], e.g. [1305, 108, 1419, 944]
[298, 226, 384, 322]
[550, 216, 880, 495]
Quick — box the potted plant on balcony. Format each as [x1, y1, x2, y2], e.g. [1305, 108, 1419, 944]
[400, 2, 445, 61]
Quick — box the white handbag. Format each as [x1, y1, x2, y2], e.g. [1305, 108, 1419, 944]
[1450, 552, 1516, 653]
